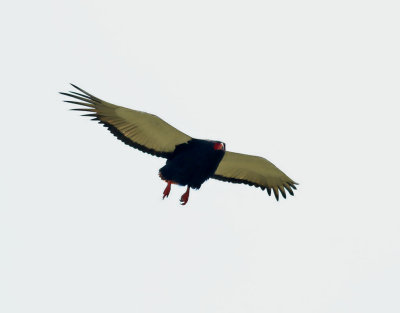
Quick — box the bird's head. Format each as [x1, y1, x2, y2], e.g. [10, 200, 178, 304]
[213, 141, 226, 151]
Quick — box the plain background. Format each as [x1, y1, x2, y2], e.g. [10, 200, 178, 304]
[1, 0, 399, 312]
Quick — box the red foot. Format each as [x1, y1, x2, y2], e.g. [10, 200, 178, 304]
[163, 181, 172, 199]
[180, 186, 190, 205]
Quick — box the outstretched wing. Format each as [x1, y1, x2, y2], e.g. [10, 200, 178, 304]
[61, 84, 192, 158]
[212, 151, 298, 201]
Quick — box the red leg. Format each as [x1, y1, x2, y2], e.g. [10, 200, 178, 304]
[180, 186, 190, 205]
[163, 181, 172, 199]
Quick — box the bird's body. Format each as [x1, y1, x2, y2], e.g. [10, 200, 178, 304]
[61, 84, 298, 205]
[159, 139, 225, 189]
[158, 139, 226, 204]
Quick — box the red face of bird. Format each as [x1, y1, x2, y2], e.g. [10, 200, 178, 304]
[213, 142, 225, 151]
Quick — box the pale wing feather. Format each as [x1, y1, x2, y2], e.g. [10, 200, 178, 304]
[213, 151, 298, 200]
[61, 84, 191, 158]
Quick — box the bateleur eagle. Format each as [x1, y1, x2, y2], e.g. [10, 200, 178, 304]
[61, 84, 298, 205]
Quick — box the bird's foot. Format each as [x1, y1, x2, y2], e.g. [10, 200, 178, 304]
[180, 186, 190, 205]
[163, 181, 172, 199]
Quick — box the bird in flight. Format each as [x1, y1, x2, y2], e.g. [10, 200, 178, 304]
[61, 84, 298, 205]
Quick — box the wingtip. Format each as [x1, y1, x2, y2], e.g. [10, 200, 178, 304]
[285, 185, 294, 196]
[273, 187, 279, 201]
[278, 186, 286, 199]
[68, 83, 99, 100]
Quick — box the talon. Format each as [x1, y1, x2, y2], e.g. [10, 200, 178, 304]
[180, 186, 190, 205]
[163, 181, 172, 199]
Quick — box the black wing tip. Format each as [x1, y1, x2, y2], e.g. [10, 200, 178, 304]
[59, 84, 82, 96]
[81, 113, 97, 117]
[286, 187, 294, 196]
[61, 86, 98, 108]
[69, 108, 93, 111]
[68, 83, 98, 100]
[212, 175, 297, 201]
[70, 83, 86, 92]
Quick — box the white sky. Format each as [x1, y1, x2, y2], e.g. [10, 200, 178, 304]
[1, 0, 399, 312]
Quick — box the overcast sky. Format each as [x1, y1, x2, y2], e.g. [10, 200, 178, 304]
[1, 0, 399, 312]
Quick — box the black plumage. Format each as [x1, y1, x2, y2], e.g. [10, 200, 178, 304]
[159, 139, 225, 189]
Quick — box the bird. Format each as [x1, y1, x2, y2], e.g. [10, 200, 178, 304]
[61, 84, 298, 205]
